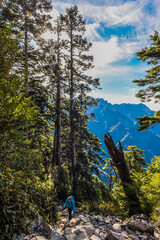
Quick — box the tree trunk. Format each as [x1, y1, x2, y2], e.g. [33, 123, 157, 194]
[24, 4, 28, 94]
[104, 132, 143, 216]
[52, 70, 62, 166]
[52, 25, 62, 166]
[70, 24, 77, 197]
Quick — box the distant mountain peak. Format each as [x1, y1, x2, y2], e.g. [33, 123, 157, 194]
[87, 98, 160, 163]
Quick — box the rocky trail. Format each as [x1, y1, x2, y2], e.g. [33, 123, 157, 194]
[18, 210, 160, 240]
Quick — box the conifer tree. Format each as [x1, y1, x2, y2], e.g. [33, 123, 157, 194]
[1, 0, 55, 168]
[1, 0, 52, 88]
[59, 5, 101, 195]
[133, 31, 160, 130]
[52, 18, 63, 166]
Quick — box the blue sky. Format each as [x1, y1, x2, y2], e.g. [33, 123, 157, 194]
[49, 0, 160, 110]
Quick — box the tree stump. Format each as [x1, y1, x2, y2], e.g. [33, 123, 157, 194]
[104, 133, 143, 216]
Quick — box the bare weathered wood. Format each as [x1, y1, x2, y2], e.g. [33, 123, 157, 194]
[104, 133, 142, 216]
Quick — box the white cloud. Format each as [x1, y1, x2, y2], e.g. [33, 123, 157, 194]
[90, 89, 159, 111]
[85, 23, 102, 41]
[52, 1, 71, 13]
[91, 37, 122, 68]
[78, 0, 160, 29]
[51, 0, 160, 40]
[47, 0, 160, 108]
[78, 1, 142, 26]
[87, 36, 141, 77]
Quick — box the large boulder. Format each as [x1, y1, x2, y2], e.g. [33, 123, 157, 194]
[128, 221, 153, 234]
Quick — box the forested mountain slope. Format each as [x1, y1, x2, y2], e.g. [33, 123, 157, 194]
[87, 98, 160, 162]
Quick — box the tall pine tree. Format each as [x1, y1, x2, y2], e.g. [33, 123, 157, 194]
[59, 5, 101, 195]
[133, 31, 160, 130]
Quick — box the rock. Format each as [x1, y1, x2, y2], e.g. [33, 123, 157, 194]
[154, 228, 160, 240]
[105, 216, 119, 225]
[128, 221, 151, 233]
[30, 237, 48, 240]
[50, 232, 65, 240]
[97, 215, 104, 222]
[65, 233, 76, 240]
[74, 229, 84, 235]
[79, 215, 90, 223]
[112, 224, 121, 231]
[17, 211, 159, 240]
[60, 217, 68, 224]
[138, 235, 148, 240]
[90, 234, 102, 240]
[74, 231, 88, 240]
[128, 234, 140, 240]
[121, 231, 128, 238]
[99, 231, 107, 238]
[64, 227, 73, 235]
[82, 226, 95, 237]
[105, 231, 125, 240]
[22, 234, 39, 240]
[69, 217, 81, 226]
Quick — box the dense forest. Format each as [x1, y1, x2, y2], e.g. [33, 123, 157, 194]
[0, 1, 160, 239]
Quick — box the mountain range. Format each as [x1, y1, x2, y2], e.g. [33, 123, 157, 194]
[87, 98, 160, 163]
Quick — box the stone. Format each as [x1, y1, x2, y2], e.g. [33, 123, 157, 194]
[105, 219, 111, 224]
[97, 215, 104, 222]
[128, 221, 151, 233]
[60, 217, 68, 224]
[74, 229, 84, 235]
[65, 233, 76, 240]
[64, 227, 73, 235]
[74, 231, 89, 240]
[121, 231, 128, 238]
[99, 231, 107, 238]
[90, 234, 102, 240]
[79, 215, 90, 223]
[106, 216, 119, 225]
[69, 217, 81, 226]
[105, 231, 125, 240]
[138, 235, 148, 240]
[30, 237, 47, 240]
[83, 226, 95, 237]
[23, 234, 39, 240]
[128, 234, 140, 240]
[154, 230, 160, 240]
[50, 232, 65, 240]
[112, 224, 122, 231]
[95, 229, 100, 234]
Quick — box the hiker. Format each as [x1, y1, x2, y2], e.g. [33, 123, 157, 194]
[62, 196, 75, 221]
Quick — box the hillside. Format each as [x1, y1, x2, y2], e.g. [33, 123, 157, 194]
[87, 99, 160, 163]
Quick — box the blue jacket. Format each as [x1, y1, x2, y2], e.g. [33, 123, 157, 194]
[63, 196, 75, 213]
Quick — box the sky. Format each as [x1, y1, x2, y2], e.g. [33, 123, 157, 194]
[48, 0, 160, 110]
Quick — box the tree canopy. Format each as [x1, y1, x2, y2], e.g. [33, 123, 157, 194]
[133, 31, 160, 130]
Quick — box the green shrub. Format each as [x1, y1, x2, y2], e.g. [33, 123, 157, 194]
[80, 200, 119, 217]
[0, 168, 58, 240]
[76, 179, 101, 202]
